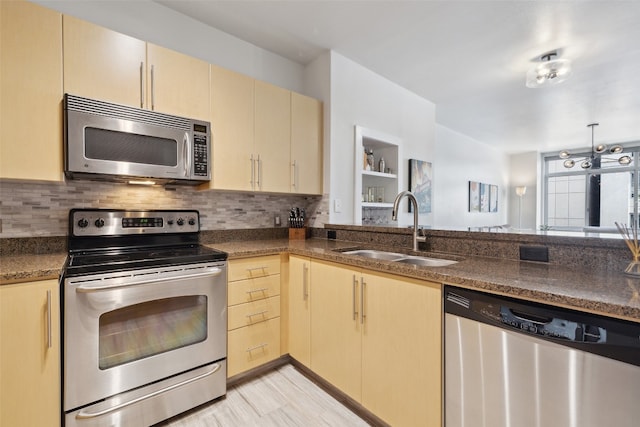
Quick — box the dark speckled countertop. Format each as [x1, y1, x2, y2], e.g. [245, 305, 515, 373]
[207, 238, 640, 323]
[2, 238, 639, 323]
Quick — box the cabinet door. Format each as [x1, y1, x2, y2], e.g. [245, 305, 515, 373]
[288, 256, 311, 367]
[255, 80, 291, 193]
[0, 280, 60, 427]
[146, 43, 210, 120]
[63, 15, 146, 108]
[361, 273, 442, 427]
[310, 260, 362, 401]
[209, 65, 255, 191]
[0, 0, 63, 181]
[291, 92, 323, 195]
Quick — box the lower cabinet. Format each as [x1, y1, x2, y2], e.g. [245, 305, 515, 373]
[227, 255, 281, 377]
[0, 279, 60, 427]
[309, 259, 442, 426]
[288, 255, 312, 367]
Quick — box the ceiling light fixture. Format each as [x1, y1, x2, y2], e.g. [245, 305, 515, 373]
[559, 123, 631, 169]
[525, 52, 572, 88]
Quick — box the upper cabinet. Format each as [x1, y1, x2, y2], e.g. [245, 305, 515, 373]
[255, 80, 291, 193]
[63, 16, 210, 120]
[0, 0, 63, 181]
[291, 93, 323, 195]
[207, 66, 323, 195]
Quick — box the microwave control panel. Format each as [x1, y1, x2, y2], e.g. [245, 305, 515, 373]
[193, 123, 209, 177]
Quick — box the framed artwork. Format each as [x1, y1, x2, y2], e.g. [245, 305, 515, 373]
[480, 183, 489, 212]
[468, 181, 480, 212]
[409, 159, 432, 213]
[469, 181, 499, 213]
[489, 184, 498, 212]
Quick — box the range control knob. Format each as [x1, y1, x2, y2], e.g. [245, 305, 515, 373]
[188, 217, 196, 226]
[177, 218, 185, 226]
[77, 218, 89, 228]
[94, 218, 105, 228]
[167, 219, 174, 226]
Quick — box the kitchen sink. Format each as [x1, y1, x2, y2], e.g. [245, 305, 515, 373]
[340, 249, 458, 267]
[341, 249, 405, 261]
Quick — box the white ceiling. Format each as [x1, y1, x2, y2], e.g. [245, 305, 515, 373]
[157, 0, 640, 155]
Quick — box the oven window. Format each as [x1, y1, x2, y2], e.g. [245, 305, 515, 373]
[99, 296, 207, 369]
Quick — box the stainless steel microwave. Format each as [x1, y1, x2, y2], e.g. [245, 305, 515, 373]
[64, 94, 211, 185]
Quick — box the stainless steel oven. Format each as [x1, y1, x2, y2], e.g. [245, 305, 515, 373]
[62, 209, 228, 427]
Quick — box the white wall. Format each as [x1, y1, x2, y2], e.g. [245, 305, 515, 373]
[508, 151, 538, 230]
[33, 0, 306, 94]
[433, 125, 509, 229]
[328, 52, 436, 226]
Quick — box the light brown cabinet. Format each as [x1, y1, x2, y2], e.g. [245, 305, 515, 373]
[291, 92, 323, 195]
[309, 259, 442, 426]
[0, 279, 60, 427]
[287, 255, 311, 367]
[63, 16, 209, 120]
[208, 67, 323, 194]
[227, 255, 282, 377]
[0, 0, 63, 181]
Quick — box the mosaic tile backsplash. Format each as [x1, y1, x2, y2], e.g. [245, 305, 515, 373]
[0, 179, 328, 238]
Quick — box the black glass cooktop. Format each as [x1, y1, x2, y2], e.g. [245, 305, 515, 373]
[65, 244, 227, 277]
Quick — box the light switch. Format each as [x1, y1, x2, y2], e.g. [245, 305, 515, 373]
[334, 199, 342, 213]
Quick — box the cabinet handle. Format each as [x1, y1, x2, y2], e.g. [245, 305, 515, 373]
[256, 155, 262, 189]
[46, 289, 52, 349]
[291, 160, 297, 189]
[352, 275, 358, 320]
[302, 263, 309, 300]
[360, 277, 366, 324]
[250, 155, 255, 189]
[246, 310, 268, 318]
[246, 343, 268, 352]
[139, 62, 144, 108]
[246, 287, 268, 294]
[150, 64, 155, 110]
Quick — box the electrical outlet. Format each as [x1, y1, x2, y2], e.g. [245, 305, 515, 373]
[334, 199, 342, 213]
[274, 215, 281, 227]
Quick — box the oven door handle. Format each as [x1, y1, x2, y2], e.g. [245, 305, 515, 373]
[75, 268, 223, 293]
[75, 363, 222, 420]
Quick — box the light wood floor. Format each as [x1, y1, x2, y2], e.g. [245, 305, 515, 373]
[157, 364, 370, 426]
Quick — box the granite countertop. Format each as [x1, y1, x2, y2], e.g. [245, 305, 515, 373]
[208, 238, 640, 323]
[3, 238, 639, 323]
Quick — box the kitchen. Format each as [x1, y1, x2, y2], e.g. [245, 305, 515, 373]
[1, 1, 640, 426]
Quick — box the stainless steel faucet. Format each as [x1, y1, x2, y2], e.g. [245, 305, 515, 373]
[392, 190, 427, 251]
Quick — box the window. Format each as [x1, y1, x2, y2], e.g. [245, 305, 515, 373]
[542, 145, 640, 231]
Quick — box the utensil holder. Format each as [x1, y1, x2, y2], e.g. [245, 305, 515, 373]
[289, 227, 307, 240]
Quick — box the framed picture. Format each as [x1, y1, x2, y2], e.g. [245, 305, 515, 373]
[468, 181, 480, 212]
[409, 159, 432, 213]
[489, 184, 498, 212]
[480, 183, 489, 212]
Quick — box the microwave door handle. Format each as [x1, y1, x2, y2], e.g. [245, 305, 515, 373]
[183, 133, 190, 177]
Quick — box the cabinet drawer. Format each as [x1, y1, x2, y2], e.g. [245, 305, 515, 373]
[227, 317, 281, 377]
[228, 255, 281, 282]
[228, 274, 280, 306]
[228, 296, 280, 331]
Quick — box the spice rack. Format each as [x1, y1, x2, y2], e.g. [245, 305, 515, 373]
[354, 125, 402, 224]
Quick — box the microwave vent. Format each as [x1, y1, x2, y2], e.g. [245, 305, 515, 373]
[65, 94, 191, 131]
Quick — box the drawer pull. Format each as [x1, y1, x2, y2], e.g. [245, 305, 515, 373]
[246, 287, 268, 294]
[246, 343, 268, 353]
[246, 266, 267, 273]
[245, 310, 268, 318]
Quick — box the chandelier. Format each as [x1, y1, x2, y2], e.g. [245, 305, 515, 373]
[559, 123, 631, 169]
[526, 52, 572, 88]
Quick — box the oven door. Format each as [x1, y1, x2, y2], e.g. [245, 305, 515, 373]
[63, 262, 227, 412]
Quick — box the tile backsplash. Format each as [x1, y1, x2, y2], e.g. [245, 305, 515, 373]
[0, 179, 328, 238]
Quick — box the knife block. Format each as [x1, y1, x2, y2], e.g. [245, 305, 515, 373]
[289, 227, 308, 240]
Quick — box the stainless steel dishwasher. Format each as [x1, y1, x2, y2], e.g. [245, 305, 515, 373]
[444, 285, 640, 427]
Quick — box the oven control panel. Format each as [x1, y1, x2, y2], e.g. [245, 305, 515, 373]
[71, 209, 200, 236]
